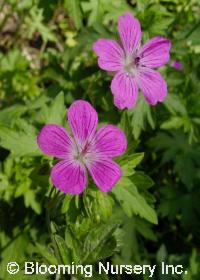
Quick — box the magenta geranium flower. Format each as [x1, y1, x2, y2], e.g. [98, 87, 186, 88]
[37, 100, 127, 194]
[171, 60, 183, 71]
[93, 12, 171, 109]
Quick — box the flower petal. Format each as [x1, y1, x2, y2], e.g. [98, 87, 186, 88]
[68, 100, 98, 148]
[138, 36, 171, 68]
[118, 12, 141, 54]
[137, 68, 167, 105]
[37, 124, 74, 159]
[92, 125, 127, 157]
[51, 160, 87, 194]
[87, 158, 122, 192]
[93, 39, 124, 71]
[111, 72, 138, 109]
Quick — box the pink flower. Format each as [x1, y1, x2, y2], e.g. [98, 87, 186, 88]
[37, 100, 127, 194]
[171, 60, 183, 71]
[93, 12, 171, 109]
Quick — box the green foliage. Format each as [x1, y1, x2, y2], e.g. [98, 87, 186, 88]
[1, 0, 200, 279]
[127, 96, 155, 139]
[112, 176, 157, 224]
[25, 8, 56, 42]
[64, 0, 83, 30]
[149, 131, 200, 189]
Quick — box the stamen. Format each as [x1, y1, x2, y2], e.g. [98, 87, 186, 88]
[123, 53, 139, 76]
[135, 56, 140, 66]
[73, 142, 90, 164]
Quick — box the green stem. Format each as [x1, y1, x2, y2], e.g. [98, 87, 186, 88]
[45, 186, 64, 279]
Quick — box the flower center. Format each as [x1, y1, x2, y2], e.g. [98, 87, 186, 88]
[123, 54, 140, 76]
[73, 143, 90, 164]
[74, 152, 85, 163]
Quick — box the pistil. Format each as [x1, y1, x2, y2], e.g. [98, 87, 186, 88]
[123, 54, 139, 76]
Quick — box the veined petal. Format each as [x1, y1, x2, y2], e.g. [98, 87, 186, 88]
[138, 36, 171, 68]
[51, 160, 87, 194]
[137, 68, 167, 105]
[111, 72, 139, 109]
[92, 125, 127, 157]
[37, 124, 74, 159]
[118, 12, 141, 54]
[68, 100, 98, 149]
[93, 39, 124, 71]
[87, 158, 122, 192]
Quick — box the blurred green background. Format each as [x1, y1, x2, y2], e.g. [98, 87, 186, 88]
[0, 0, 200, 279]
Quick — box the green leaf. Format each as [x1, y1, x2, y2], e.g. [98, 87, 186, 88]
[164, 94, 187, 115]
[0, 233, 29, 280]
[65, 229, 80, 263]
[0, 105, 27, 126]
[161, 116, 183, 130]
[61, 194, 74, 213]
[81, 0, 104, 26]
[120, 111, 134, 143]
[35, 243, 58, 265]
[65, 0, 83, 29]
[82, 220, 120, 263]
[132, 171, 154, 190]
[24, 189, 41, 214]
[149, 131, 200, 189]
[54, 235, 72, 264]
[156, 244, 167, 263]
[135, 218, 157, 241]
[83, 189, 114, 221]
[0, 125, 40, 156]
[81, 0, 129, 26]
[24, 6, 56, 42]
[128, 96, 155, 139]
[120, 153, 144, 176]
[0, 49, 28, 71]
[112, 177, 158, 224]
[46, 92, 66, 125]
[26, 95, 49, 110]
